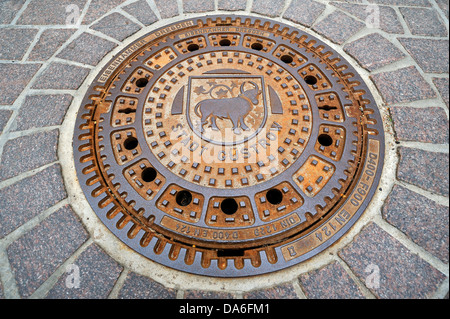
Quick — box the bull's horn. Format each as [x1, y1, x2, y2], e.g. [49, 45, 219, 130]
[248, 81, 259, 90]
[240, 82, 246, 94]
[240, 81, 259, 94]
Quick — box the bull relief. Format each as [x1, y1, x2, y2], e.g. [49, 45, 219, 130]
[187, 76, 267, 145]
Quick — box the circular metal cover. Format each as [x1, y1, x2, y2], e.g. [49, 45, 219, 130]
[73, 15, 385, 277]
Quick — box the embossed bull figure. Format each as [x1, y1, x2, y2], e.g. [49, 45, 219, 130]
[194, 81, 262, 135]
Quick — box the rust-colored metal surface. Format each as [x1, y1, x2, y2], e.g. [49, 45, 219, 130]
[73, 16, 385, 277]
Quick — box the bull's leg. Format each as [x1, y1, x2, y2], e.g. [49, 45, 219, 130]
[239, 117, 250, 131]
[199, 114, 209, 133]
[210, 116, 219, 131]
[230, 116, 242, 135]
[199, 122, 207, 133]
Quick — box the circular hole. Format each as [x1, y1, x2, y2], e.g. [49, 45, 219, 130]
[221, 198, 238, 215]
[266, 189, 283, 205]
[251, 42, 264, 51]
[176, 190, 192, 206]
[135, 78, 149, 88]
[187, 43, 200, 52]
[123, 136, 139, 150]
[318, 134, 333, 147]
[219, 39, 231, 46]
[281, 55, 294, 64]
[141, 167, 157, 183]
[304, 75, 318, 85]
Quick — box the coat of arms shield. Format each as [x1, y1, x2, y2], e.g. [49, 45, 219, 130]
[186, 75, 268, 146]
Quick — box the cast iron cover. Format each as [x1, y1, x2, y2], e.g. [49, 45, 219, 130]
[73, 15, 385, 277]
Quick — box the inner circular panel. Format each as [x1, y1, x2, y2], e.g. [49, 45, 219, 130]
[73, 15, 385, 277]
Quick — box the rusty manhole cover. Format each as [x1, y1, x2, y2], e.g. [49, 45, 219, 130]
[73, 16, 384, 277]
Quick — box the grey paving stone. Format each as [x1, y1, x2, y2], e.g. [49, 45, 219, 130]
[312, 11, 365, 45]
[0, 28, 38, 61]
[0, 0, 27, 24]
[28, 29, 76, 61]
[299, 261, 366, 299]
[123, 0, 158, 26]
[0, 63, 41, 105]
[433, 77, 449, 108]
[367, 0, 431, 6]
[370, 66, 436, 105]
[183, 0, 215, 13]
[283, 0, 326, 27]
[57, 33, 117, 66]
[0, 110, 13, 134]
[31, 63, 90, 90]
[83, 0, 128, 25]
[12, 94, 73, 131]
[397, 147, 449, 196]
[390, 106, 449, 144]
[344, 33, 406, 71]
[118, 272, 177, 299]
[331, 2, 404, 34]
[218, 0, 247, 11]
[90, 12, 141, 42]
[185, 290, 235, 299]
[17, 0, 87, 25]
[383, 185, 449, 263]
[0, 282, 3, 299]
[0, 129, 59, 182]
[331, 0, 363, 2]
[435, 0, 449, 18]
[154, 0, 179, 18]
[251, 0, 285, 17]
[400, 7, 447, 37]
[339, 222, 446, 299]
[7, 205, 89, 298]
[0, 164, 67, 238]
[399, 38, 449, 74]
[46, 244, 123, 299]
[243, 283, 299, 299]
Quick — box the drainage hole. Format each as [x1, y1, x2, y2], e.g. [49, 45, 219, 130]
[304, 75, 318, 85]
[251, 42, 264, 51]
[176, 190, 192, 206]
[318, 134, 333, 147]
[135, 78, 149, 88]
[266, 189, 283, 205]
[280, 55, 294, 64]
[318, 105, 337, 111]
[141, 167, 157, 183]
[118, 108, 136, 114]
[219, 39, 231, 46]
[217, 249, 245, 257]
[123, 136, 139, 150]
[221, 198, 238, 215]
[187, 43, 200, 52]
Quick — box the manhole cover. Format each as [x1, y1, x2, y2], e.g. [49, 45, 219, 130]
[73, 15, 384, 277]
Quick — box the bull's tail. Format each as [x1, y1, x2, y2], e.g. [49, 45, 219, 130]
[194, 102, 202, 118]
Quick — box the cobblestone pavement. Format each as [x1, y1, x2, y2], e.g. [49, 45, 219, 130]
[0, 0, 448, 299]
